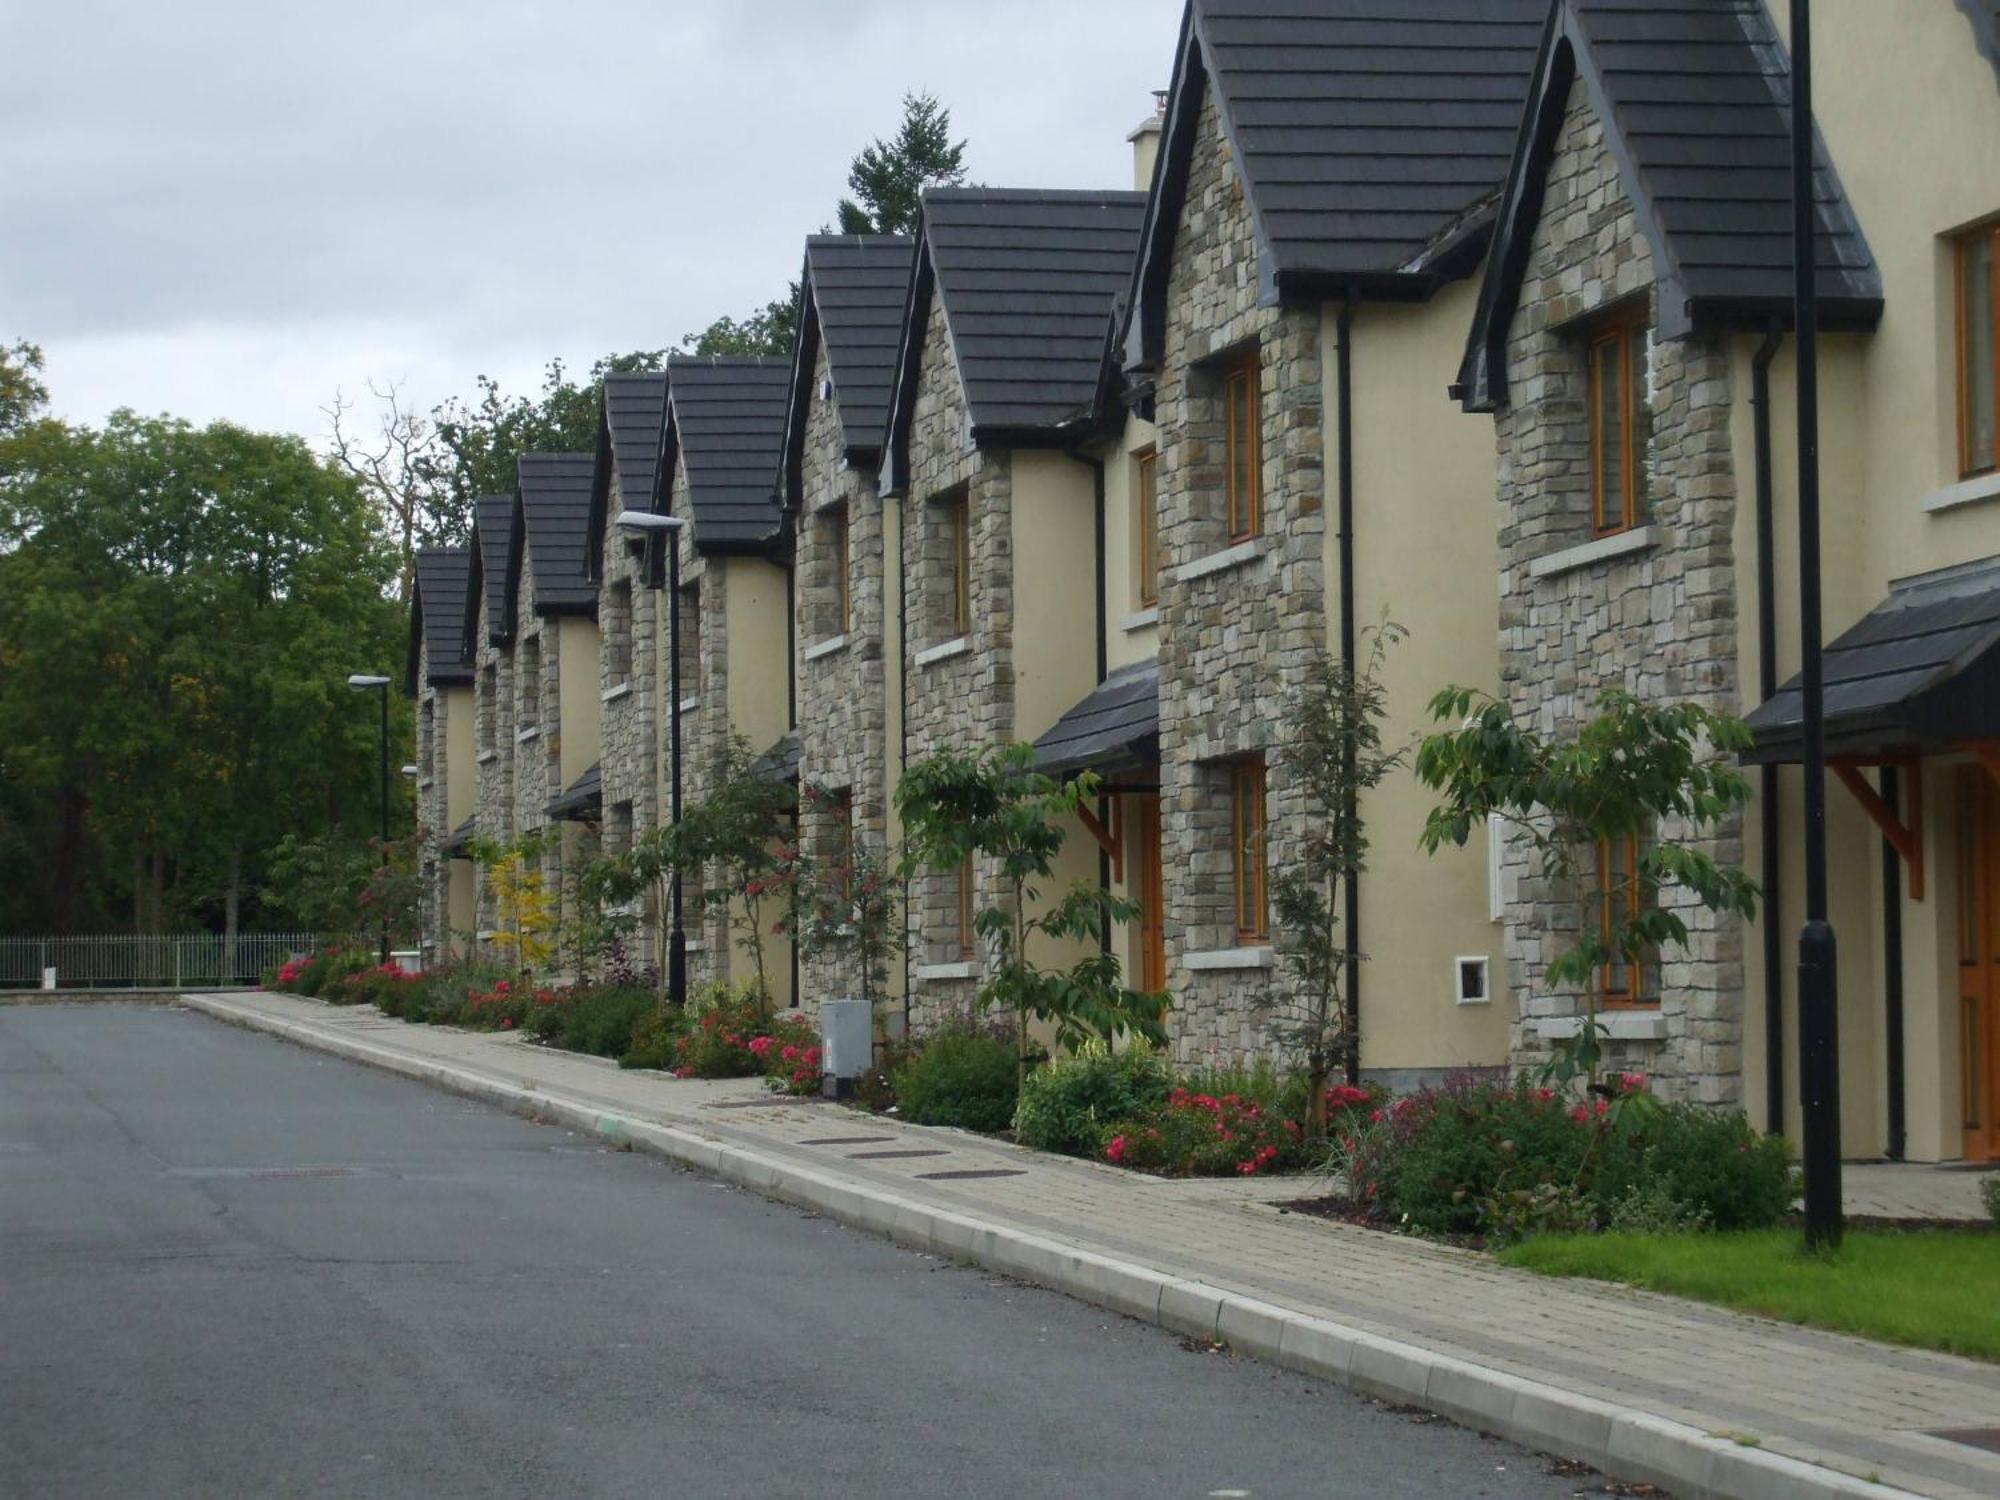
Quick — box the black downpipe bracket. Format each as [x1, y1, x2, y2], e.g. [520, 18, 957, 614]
[1751, 326, 1784, 1135]
[1335, 300, 1361, 1087]
[1881, 765, 1907, 1160]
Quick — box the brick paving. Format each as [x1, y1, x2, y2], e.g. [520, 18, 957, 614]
[189, 993, 2000, 1500]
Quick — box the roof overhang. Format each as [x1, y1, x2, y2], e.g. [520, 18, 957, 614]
[547, 763, 603, 822]
[1032, 659, 1161, 781]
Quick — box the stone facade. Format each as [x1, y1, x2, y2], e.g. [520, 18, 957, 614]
[470, 589, 514, 943]
[414, 641, 450, 955]
[1491, 79, 1744, 1104]
[511, 549, 563, 933]
[1153, 88, 1327, 1065]
[596, 460, 662, 970]
[668, 448, 731, 988]
[900, 290, 1015, 1029]
[796, 336, 894, 1009]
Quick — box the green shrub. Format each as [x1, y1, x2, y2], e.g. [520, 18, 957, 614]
[891, 1026, 1020, 1133]
[1104, 1085, 1304, 1177]
[1014, 1043, 1175, 1157]
[619, 1007, 685, 1070]
[1981, 1175, 1999, 1230]
[528, 984, 658, 1058]
[667, 984, 771, 1078]
[1339, 1076, 1796, 1240]
[270, 945, 369, 998]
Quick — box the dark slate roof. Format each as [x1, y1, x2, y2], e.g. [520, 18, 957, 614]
[604, 371, 670, 509]
[1963, 0, 2000, 89]
[748, 730, 801, 786]
[1744, 558, 2000, 762]
[1032, 659, 1161, 779]
[664, 356, 791, 553]
[445, 816, 476, 857]
[405, 548, 472, 695]
[516, 453, 598, 614]
[810, 236, 912, 458]
[881, 189, 1148, 492]
[1124, 0, 1546, 374]
[547, 762, 603, 822]
[467, 494, 518, 649]
[1458, 0, 1883, 409]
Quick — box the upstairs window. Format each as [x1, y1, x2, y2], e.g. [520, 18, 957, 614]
[605, 580, 632, 687]
[938, 488, 971, 639]
[831, 506, 851, 636]
[419, 698, 434, 771]
[1134, 447, 1159, 608]
[954, 854, 976, 961]
[1960, 223, 1999, 479]
[1588, 313, 1652, 536]
[1231, 757, 1268, 945]
[478, 665, 496, 752]
[676, 581, 701, 700]
[1595, 834, 1654, 1009]
[517, 636, 541, 729]
[1223, 351, 1261, 542]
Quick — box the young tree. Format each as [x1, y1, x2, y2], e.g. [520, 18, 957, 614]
[837, 91, 969, 235]
[896, 743, 1167, 1067]
[785, 793, 900, 1014]
[1260, 623, 1409, 1137]
[1415, 688, 1761, 1088]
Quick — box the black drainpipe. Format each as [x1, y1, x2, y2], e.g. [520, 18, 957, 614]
[1881, 765, 1907, 1160]
[786, 554, 800, 1007]
[895, 490, 912, 1039]
[1086, 452, 1112, 955]
[1335, 299, 1361, 1087]
[1751, 325, 1784, 1136]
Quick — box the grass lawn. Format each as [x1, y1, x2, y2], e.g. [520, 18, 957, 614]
[1498, 1229, 2000, 1361]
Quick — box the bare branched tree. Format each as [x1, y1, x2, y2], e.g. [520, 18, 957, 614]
[323, 379, 456, 600]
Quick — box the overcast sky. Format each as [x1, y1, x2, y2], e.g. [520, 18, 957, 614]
[2, 0, 1179, 443]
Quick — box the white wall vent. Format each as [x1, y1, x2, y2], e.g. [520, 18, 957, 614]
[1455, 955, 1491, 1006]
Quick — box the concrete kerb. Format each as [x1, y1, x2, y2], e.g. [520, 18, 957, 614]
[177, 993, 1921, 1500]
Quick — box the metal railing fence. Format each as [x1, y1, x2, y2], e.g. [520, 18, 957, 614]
[0, 933, 371, 991]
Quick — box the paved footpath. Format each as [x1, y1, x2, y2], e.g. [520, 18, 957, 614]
[183, 991, 2000, 1500]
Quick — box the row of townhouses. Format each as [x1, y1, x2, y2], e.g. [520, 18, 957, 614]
[408, 0, 2000, 1167]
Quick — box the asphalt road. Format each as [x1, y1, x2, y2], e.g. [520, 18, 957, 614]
[2, 1004, 1598, 1500]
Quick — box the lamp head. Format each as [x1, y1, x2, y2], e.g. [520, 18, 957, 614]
[615, 510, 685, 535]
[347, 674, 391, 690]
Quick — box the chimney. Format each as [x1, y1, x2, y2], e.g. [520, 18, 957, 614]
[1127, 90, 1167, 191]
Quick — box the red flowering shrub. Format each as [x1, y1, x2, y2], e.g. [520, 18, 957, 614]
[265, 945, 368, 998]
[666, 988, 822, 1094]
[1102, 1088, 1305, 1178]
[460, 977, 533, 1031]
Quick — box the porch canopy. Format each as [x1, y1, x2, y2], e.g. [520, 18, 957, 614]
[546, 762, 602, 822]
[748, 730, 800, 786]
[1744, 559, 2000, 765]
[1031, 658, 1159, 781]
[444, 817, 476, 859]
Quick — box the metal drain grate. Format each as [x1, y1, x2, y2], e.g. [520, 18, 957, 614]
[1928, 1428, 2000, 1454]
[846, 1149, 950, 1160]
[798, 1135, 899, 1146]
[915, 1168, 1028, 1181]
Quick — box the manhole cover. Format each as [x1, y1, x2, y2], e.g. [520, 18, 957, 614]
[1928, 1428, 2000, 1454]
[915, 1168, 1028, 1181]
[846, 1149, 950, 1160]
[799, 1135, 898, 1146]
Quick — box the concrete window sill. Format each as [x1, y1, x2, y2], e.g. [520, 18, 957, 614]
[1183, 945, 1274, 972]
[1173, 538, 1265, 584]
[1527, 525, 1659, 580]
[601, 681, 633, 704]
[803, 634, 849, 663]
[1535, 1012, 1667, 1042]
[475, 749, 499, 765]
[916, 636, 971, 669]
[1921, 471, 2000, 515]
[677, 696, 700, 714]
[1121, 606, 1160, 632]
[915, 961, 978, 982]
[515, 726, 541, 745]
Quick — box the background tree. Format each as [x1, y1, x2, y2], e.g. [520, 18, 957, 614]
[896, 743, 1167, 1067]
[837, 91, 968, 235]
[0, 339, 48, 438]
[1415, 688, 1760, 1088]
[1260, 623, 1408, 1137]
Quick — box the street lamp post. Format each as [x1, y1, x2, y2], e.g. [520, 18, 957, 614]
[1789, 0, 1843, 1250]
[615, 510, 689, 1009]
[348, 673, 393, 964]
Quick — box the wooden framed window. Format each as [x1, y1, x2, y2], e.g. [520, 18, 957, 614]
[1223, 351, 1261, 542]
[954, 855, 976, 961]
[420, 698, 434, 770]
[1231, 757, 1268, 944]
[517, 636, 541, 728]
[828, 506, 851, 636]
[478, 665, 496, 751]
[944, 489, 971, 637]
[605, 580, 632, 685]
[676, 581, 701, 698]
[1134, 448, 1159, 608]
[1595, 835, 1653, 1009]
[1587, 314, 1652, 536]
[1958, 223, 1999, 479]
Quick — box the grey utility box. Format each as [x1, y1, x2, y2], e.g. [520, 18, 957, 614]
[819, 999, 872, 1098]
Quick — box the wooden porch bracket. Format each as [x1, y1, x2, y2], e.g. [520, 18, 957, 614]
[1962, 739, 2000, 793]
[1076, 799, 1124, 884]
[1829, 758, 1924, 901]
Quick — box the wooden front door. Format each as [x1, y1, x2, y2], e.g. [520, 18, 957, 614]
[1956, 768, 2000, 1161]
[1131, 794, 1166, 995]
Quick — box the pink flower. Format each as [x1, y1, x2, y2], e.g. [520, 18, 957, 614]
[1369, 1109, 1384, 1123]
[1618, 1071, 1647, 1095]
[1106, 1135, 1128, 1165]
[748, 1036, 774, 1057]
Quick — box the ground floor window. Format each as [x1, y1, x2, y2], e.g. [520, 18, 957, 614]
[1232, 758, 1267, 945]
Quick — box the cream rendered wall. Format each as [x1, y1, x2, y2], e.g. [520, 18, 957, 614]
[442, 684, 476, 831]
[1101, 412, 1162, 672]
[1732, 2, 2000, 1160]
[1011, 449, 1107, 988]
[556, 617, 602, 786]
[724, 554, 796, 1007]
[1322, 283, 1513, 1077]
[447, 861, 476, 955]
